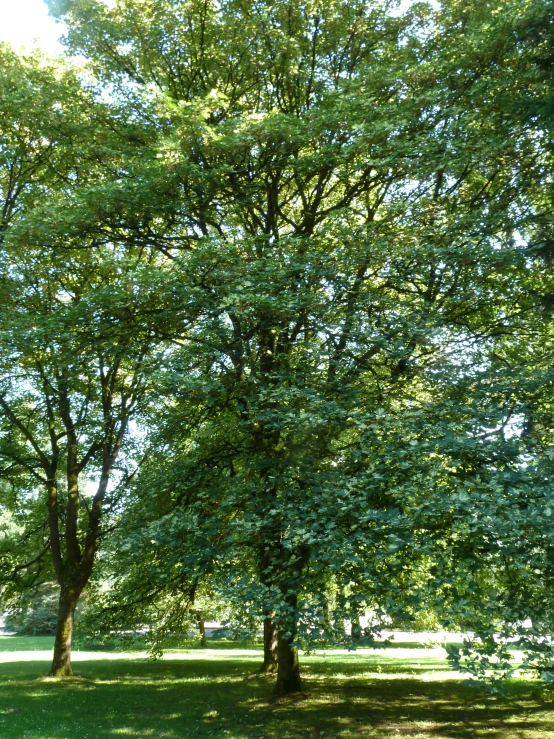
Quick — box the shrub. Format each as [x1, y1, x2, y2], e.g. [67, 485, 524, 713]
[5, 583, 59, 636]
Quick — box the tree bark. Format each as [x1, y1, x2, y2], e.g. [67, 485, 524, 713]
[49, 585, 79, 677]
[197, 614, 207, 648]
[334, 614, 346, 636]
[259, 544, 278, 673]
[275, 629, 302, 695]
[261, 617, 278, 673]
[351, 613, 362, 642]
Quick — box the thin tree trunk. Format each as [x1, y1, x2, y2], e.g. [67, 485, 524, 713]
[334, 614, 346, 636]
[259, 543, 278, 673]
[351, 613, 362, 642]
[321, 600, 331, 642]
[260, 617, 278, 673]
[49, 586, 79, 677]
[275, 629, 302, 695]
[197, 615, 207, 648]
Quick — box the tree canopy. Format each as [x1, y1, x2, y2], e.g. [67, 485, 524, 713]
[0, 0, 552, 693]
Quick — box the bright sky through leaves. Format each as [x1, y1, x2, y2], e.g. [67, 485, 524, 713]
[0, 0, 64, 54]
[0, 0, 431, 56]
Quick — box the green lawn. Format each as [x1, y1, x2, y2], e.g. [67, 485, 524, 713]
[0, 635, 553, 738]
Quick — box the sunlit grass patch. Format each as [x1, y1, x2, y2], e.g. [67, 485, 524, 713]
[0, 635, 54, 652]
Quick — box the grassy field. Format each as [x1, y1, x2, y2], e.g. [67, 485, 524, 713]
[0, 635, 553, 738]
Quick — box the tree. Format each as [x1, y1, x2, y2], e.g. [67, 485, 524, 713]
[0, 48, 170, 676]
[30, 0, 554, 695]
[0, 239, 166, 675]
[452, 0, 554, 673]
[381, 0, 554, 687]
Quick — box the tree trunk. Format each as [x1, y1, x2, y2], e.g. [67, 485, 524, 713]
[197, 615, 207, 648]
[259, 543, 278, 673]
[49, 586, 78, 677]
[260, 617, 278, 673]
[320, 600, 332, 642]
[275, 629, 302, 695]
[351, 613, 362, 642]
[334, 614, 346, 636]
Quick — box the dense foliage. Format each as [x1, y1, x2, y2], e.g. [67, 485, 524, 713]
[0, 0, 552, 692]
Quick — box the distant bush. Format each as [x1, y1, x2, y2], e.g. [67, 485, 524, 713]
[390, 608, 443, 632]
[5, 583, 59, 636]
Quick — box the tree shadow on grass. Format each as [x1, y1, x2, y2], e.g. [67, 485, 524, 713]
[0, 658, 552, 738]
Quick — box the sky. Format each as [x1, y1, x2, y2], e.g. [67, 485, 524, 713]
[0, 0, 65, 55]
[0, 0, 427, 56]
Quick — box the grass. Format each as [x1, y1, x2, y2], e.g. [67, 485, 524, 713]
[0, 635, 53, 652]
[0, 635, 553, 738]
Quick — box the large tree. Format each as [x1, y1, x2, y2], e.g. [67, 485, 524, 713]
[0, 48, 168, 676]
[40, 0, 552, 694]
[0, 241, 164, 676]
[414, 0, 554, 685]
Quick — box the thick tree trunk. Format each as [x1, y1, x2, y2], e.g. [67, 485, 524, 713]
[275, 630, 302, 695]
[49, 586, 79, 677]
[260, 617, 278, 673]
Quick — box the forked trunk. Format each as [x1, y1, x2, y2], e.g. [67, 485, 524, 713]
[275, 630, 302, 695]
[49, 586, 79, 677]
[260, 617, 278, 673]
